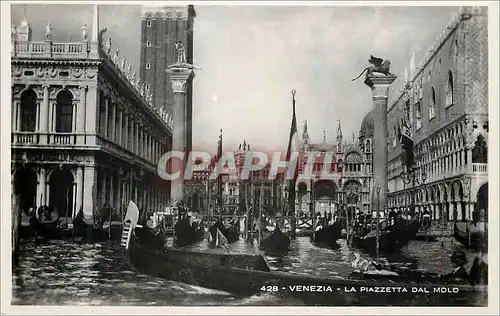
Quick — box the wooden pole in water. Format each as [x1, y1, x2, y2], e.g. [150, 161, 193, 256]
[376, 186, 381, 259]
[244, 181, 250, 242]
[441, 203, 445, 246]
[258, 183, 263, 248]
[250, 181, 255, 244]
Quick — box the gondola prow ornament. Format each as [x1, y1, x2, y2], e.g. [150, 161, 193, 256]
[352, 55, 393, 88]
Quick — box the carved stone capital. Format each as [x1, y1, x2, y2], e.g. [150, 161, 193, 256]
[367, 74, 398, 94]
[166, 67, 195, 94]
[170, 79, 188, 93]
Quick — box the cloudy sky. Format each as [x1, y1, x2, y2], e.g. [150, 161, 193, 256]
[11, 3, 460, 153]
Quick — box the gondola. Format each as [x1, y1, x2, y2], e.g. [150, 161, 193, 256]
[122, 200, 486, 306]
[21, 208, 61, 240]
[174, 218, 205, 247]
[209, 219, 239, 244]
[259, 225, 291, 253]
[353, 219, 420, 254]
[454, 221, 487, 251]
[311, 220, 343, 249]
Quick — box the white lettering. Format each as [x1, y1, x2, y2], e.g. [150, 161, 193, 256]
[157, 151, 184, 180]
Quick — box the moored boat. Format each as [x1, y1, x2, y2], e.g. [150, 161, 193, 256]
[121, 200, 486, 306]
[454, 222, 487, 251]
[259, 225, 291, 253]
[353, 219, 420, 255]
[209, 218, 239, 244]
[311, 220, 343, 249]
[174, 217, 205, 247]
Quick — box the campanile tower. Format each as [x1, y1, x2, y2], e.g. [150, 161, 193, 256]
[140, 5, 196, 153]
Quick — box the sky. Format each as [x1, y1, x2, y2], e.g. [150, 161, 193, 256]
[11, 3, 460, 153]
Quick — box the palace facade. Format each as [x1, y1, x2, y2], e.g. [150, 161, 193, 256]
[384, 6, 488, 221]
[11, 6, 172, 225]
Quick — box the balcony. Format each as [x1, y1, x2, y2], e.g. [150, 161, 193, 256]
[12, 41, 88, 59]
[11, 132, 38, 145]
[472, 163, 487, 174]
[11, 131, 76, 146]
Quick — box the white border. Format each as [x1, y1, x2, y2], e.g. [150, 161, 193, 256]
[1, 1, 499, 315]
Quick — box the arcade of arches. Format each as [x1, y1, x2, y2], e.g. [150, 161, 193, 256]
[12, 163, 169, 223]
[387, 179, 488, 222]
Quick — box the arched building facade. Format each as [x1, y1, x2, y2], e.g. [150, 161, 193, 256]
[360, 7, 488, 222]
[11, 6, 172, 225]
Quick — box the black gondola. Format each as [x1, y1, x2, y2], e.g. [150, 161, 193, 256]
[209, 219, 239, 244]
[311, 220, 343, 249]
[259, 225, 290, 253]
[21, 207, 61, 240]
[353, 219, 421, 254]
[454, 222, 487, 251]
[174, 217, 205, 247]
[453, 207, 487, 251]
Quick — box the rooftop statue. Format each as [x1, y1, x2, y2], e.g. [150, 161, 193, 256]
[105, 38, 112, 54]
[45, 23, 52, 40]
[98, 28, 107, 43]
[351, 55, 392, 82]
[81, 24, 88, 41]
[113, 49, 119, 63]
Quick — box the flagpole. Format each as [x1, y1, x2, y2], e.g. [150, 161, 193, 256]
[288, 89, 297, 239]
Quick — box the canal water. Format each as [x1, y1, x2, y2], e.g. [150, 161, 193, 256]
[12, 236, 484, 306]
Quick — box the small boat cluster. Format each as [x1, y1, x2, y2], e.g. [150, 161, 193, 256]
[120, 200, 488, 306]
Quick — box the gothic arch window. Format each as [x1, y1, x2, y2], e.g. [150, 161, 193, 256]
[365, 139, 372, 152]
[20, 90, 37, 132]
[415, 101, 422, 130]
[446, 70, 454, 108]
[472, 135, 487, 163]
[429, 87, 436, 120]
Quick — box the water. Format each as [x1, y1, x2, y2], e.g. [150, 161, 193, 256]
[12, 236, 484, 306]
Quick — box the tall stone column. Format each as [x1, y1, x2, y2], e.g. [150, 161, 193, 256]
[76, 85, 87, 145]
[366, 73, 397, 211]
[36, 167, 47, 208]
[83, 165, 97, 225]
[75, 166, 84, 215]
[117, 107, 123, 146]
[85, 86, 98, 145]
[110, 101, 116, 142]
[40, 84, 50, 144]
[166, 64, 195, 205]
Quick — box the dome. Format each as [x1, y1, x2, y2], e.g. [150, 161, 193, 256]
[359, 109, 374, 138]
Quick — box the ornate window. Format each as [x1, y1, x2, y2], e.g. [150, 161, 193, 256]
[472, 135, 487, 163]
[55, 90, 73, 133]
[147, 20, 152, 27]
[415, 101, 422, 130]
[446, 70, 454, 107]
[19, 90, 37, 132]
[146, 63, 151, 69]
[429, 87, 436, 120]
[146, 40, 151, 47]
